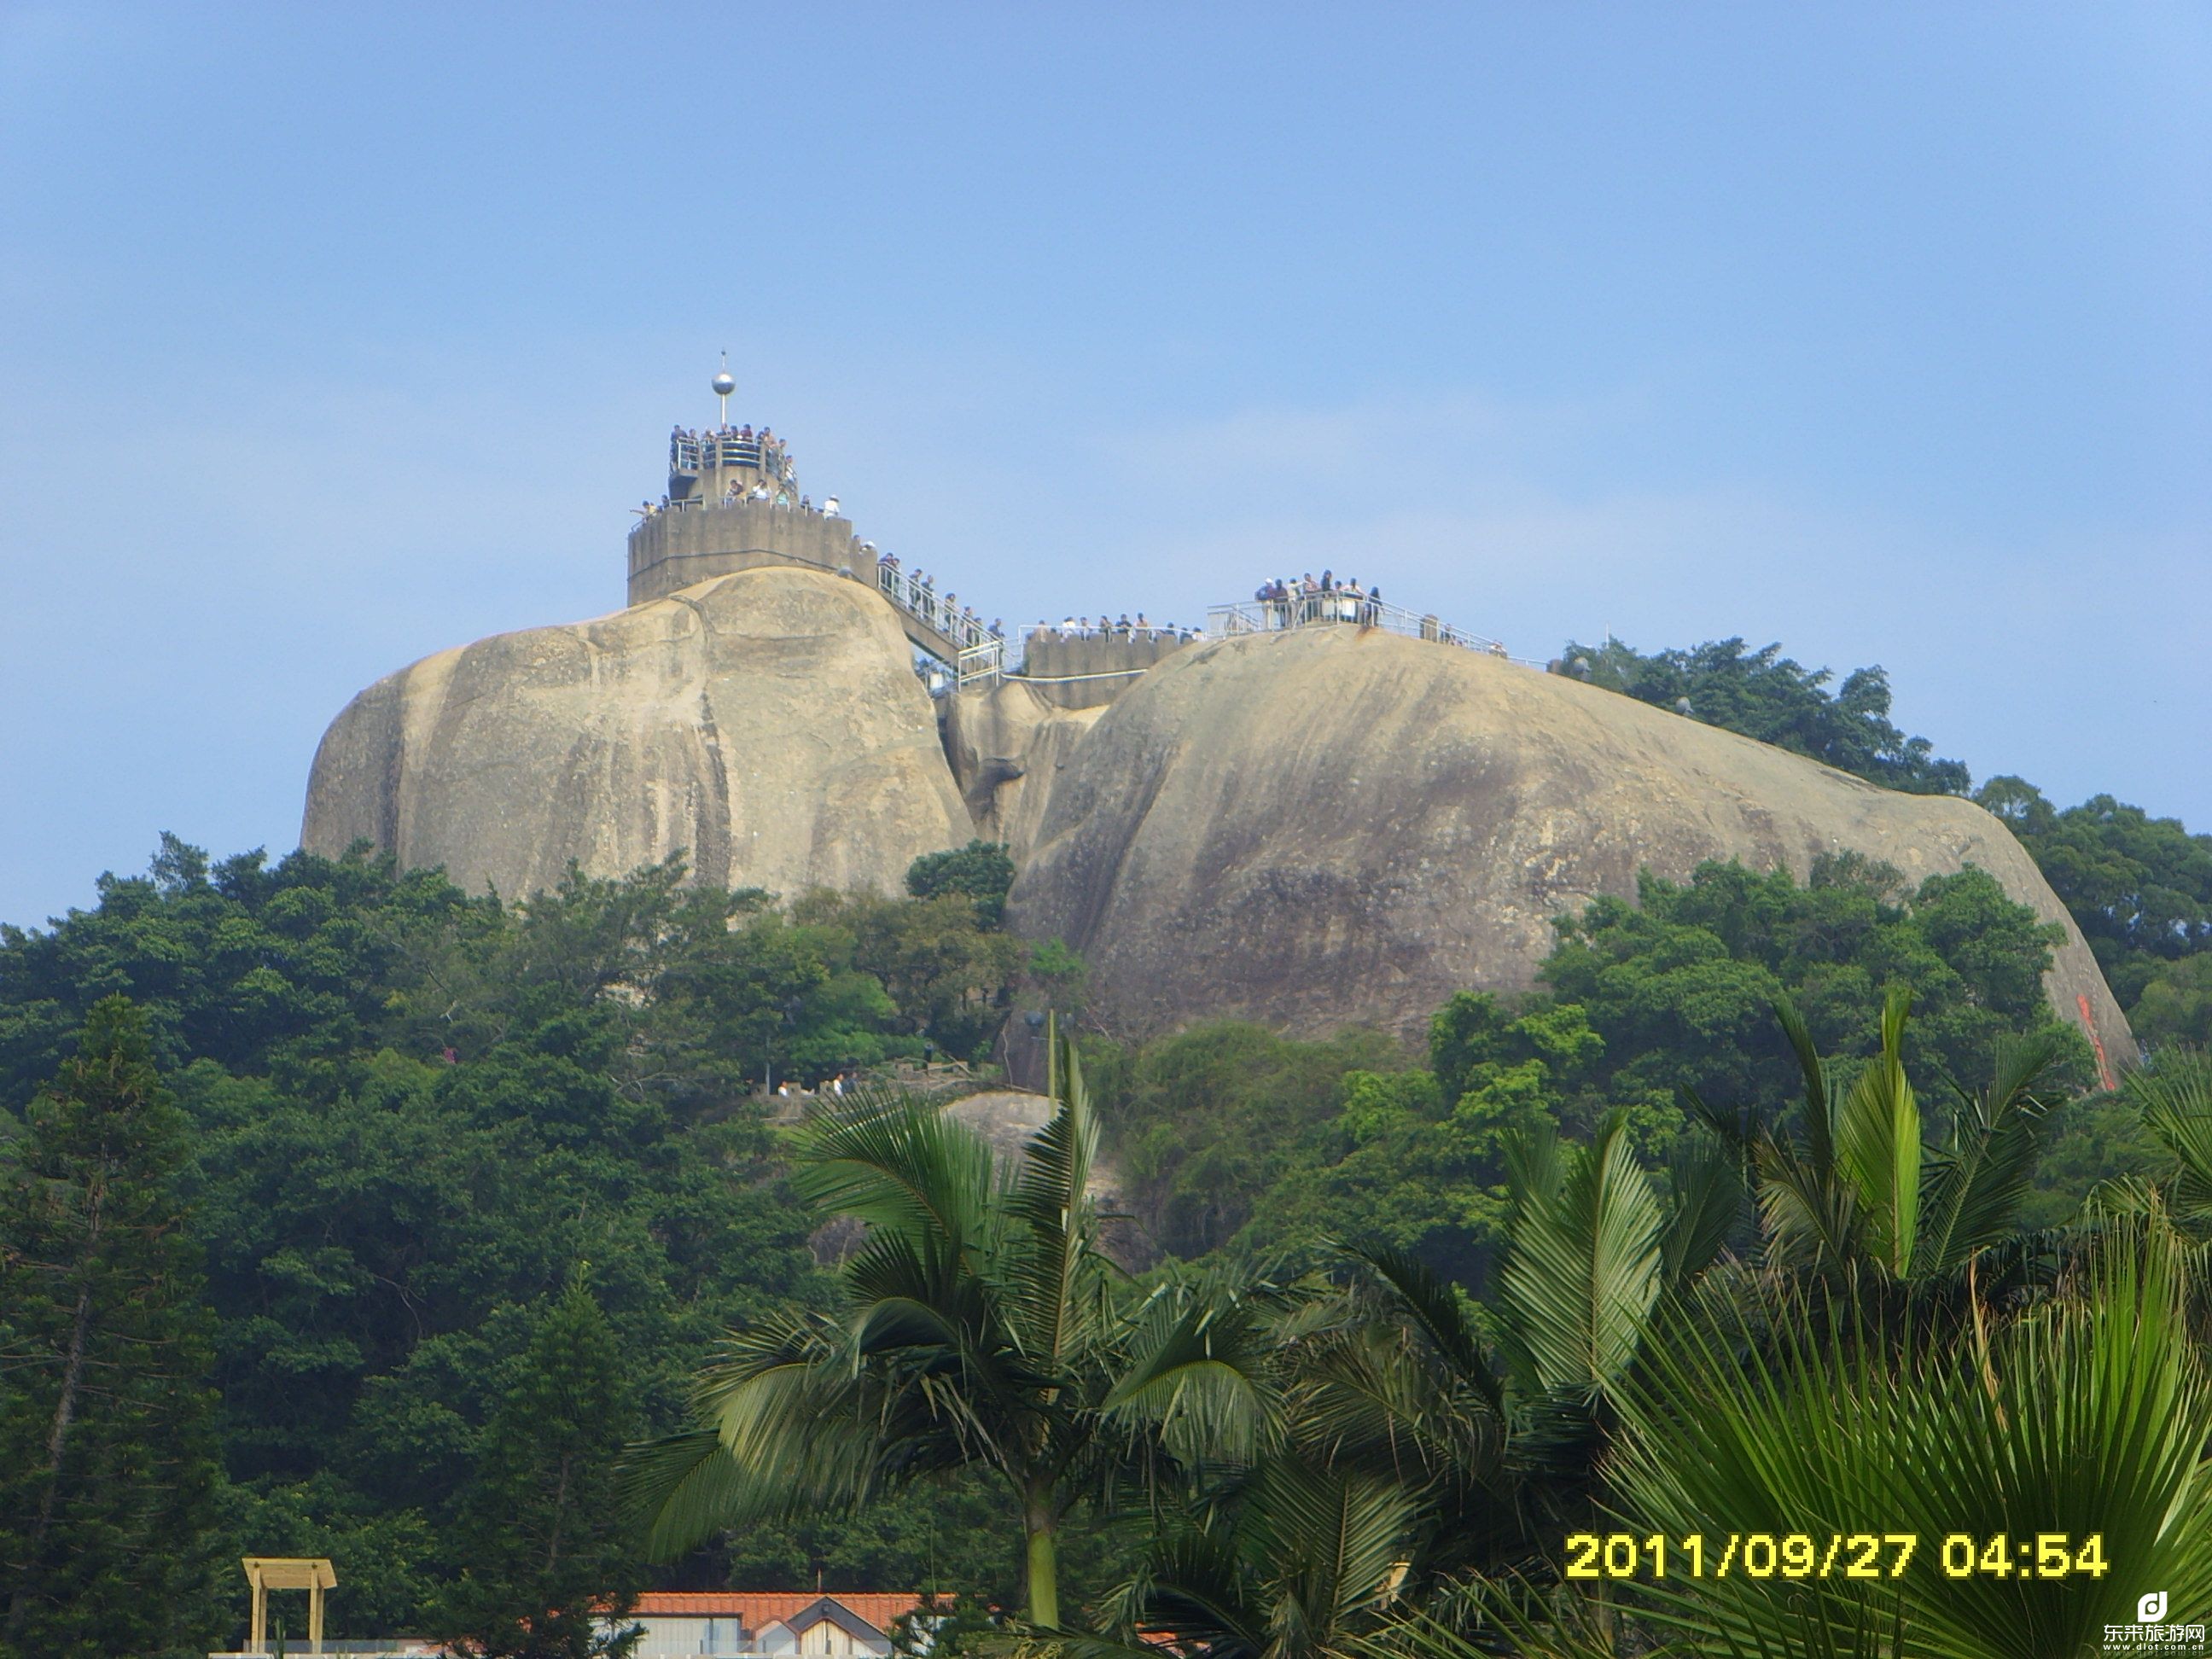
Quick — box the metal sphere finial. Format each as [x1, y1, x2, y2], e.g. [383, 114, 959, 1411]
[712, 371, 736, 397]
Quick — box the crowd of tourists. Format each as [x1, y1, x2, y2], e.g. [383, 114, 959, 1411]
[628, 422, 847, 520]
[876, 554, 1002, 651]
[1253, 570, 1383, 627]
[1027, 614, 1203, 643]
[632, 482, 843, 520]
[671, 421, 789, 459]
[629, 475, 1500, 666]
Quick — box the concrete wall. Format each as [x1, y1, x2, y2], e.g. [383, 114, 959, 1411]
[627, 501, 870, 605]
[1013, 632, 1186, 709]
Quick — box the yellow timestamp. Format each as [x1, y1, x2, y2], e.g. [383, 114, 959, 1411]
[1564, 1532, 2110, 1581]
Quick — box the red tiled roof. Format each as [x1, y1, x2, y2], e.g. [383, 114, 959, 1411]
[632, 1592, 931, 1629]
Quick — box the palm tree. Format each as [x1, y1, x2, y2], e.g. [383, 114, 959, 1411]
[1097, 1457, 1423, 1659]
[624, 1031, 1275, 1627]
[1288, 1243, 1524, 1583]
[1115, 1112, 1734, 1640]
[1615, 1206, 2212, 1657]
[2122, 1046, 2212, 1232]
[1374, 1209, 2212, 1659]
[1691, 988, 2071, 1295]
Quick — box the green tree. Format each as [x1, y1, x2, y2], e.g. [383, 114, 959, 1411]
[1023, 938, 1090, 1029]
[431, 1272, 644, 1659]
[1243, 1062, 1550, 1290]
[1602, 1214, 2212, 1657]
[1541, 856, 2089, 1121]
[1691, 990, 2073, 1294]
[0, 997, 223, 1659]
[1976, 777, 2212, 1016]
[830, 888, 1025, 1062]
[630, 1035, 1264, 1628]
[1081, 1022, 1404, 1260]
[2133, 955, 2212, 1051]
[1561, 636, 1970, 795]
[905, 841, 1016, 928]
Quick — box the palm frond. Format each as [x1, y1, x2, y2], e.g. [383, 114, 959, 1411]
[1107, 1287, 1288, 1464]
[1773, 992, 1833, 1179]
[1342, 1242, 1504, 1415]
[1828, 987, 1920, 1278]
[1243, 1458, 1423, 1648]
[2129, 1048, 2212, 1221]
[1116, 1521, 1267, 1659]
[684, 1311, 903, 1504]
[790, 1089, 999, 1248]
[619, 1429, 752, 1560]
[1503, 1124, 1564, 1219]
[1608, 1207, 2212, 1657]
[1751, 1133, 1863, 1274]
[1004, 1024, 1108, 1366]
[1918, 1029, 2066, 1277]
[1496, 1115, 1664, 1404]
[1658, 1131, 1742, 1289]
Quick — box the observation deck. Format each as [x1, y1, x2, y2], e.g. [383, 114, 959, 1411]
[1206, 591, 1507, 654]
[626, 385, 1507, 704]
[626, 416, 1000, 680]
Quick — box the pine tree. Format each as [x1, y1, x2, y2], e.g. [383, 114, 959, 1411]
[0, 996, 222, 1659]
[432, 1271, 644, 1659]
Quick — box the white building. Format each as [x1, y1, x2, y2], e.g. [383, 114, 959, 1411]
[616, 1592, 930, 1659]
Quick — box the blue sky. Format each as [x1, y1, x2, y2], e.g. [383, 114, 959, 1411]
[2, 3, 2205, 928]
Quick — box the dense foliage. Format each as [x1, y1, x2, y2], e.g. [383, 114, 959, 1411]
[648, 1014, 2212, 1659]
[0, 841, 1045, 1644]
[1559, 635, 1970, 795]
[1976, 776, 2212, 1041]
[905, 839, 1016, 929]
[0, 998, 224, 1659]
[1087, 855, 2099, 1286]
[429, 1273, 643, 1659]
[3, 776, 2204, 1654]
[1562, 633, 2212, 1049]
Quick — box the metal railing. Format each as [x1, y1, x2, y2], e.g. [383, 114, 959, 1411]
[627, 494, 809, 534]
[956, 637, 1004, 688]
[670, 434, 791, 478]
[876, 563, 1003, 672]
[1206, 593, 1505, 655]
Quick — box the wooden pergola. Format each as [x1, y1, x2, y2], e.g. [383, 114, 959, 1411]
[241, 1557, 336, 1654]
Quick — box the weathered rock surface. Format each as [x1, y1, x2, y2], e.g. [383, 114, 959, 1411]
[941, 678, 1107, 861]
[1007, 626, 2134, 1067]
[302, 567, 972, 899]
[944, 1088, 1150, 1262]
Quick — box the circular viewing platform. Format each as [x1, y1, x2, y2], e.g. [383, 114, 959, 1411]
[626, 497, 870, 606]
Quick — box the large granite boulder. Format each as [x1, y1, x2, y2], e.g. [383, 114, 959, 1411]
[941, 678, 1108, 862]
[944, 1088, 1150, 1264]
[302, 566, 973, 899]
[1007, 626, 2134, 1068]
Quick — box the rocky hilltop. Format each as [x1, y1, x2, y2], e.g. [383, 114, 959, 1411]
[301, 567, 971, 899]
[1004, 626, 2134, 1062]
[304, 563, 2133, 1064]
